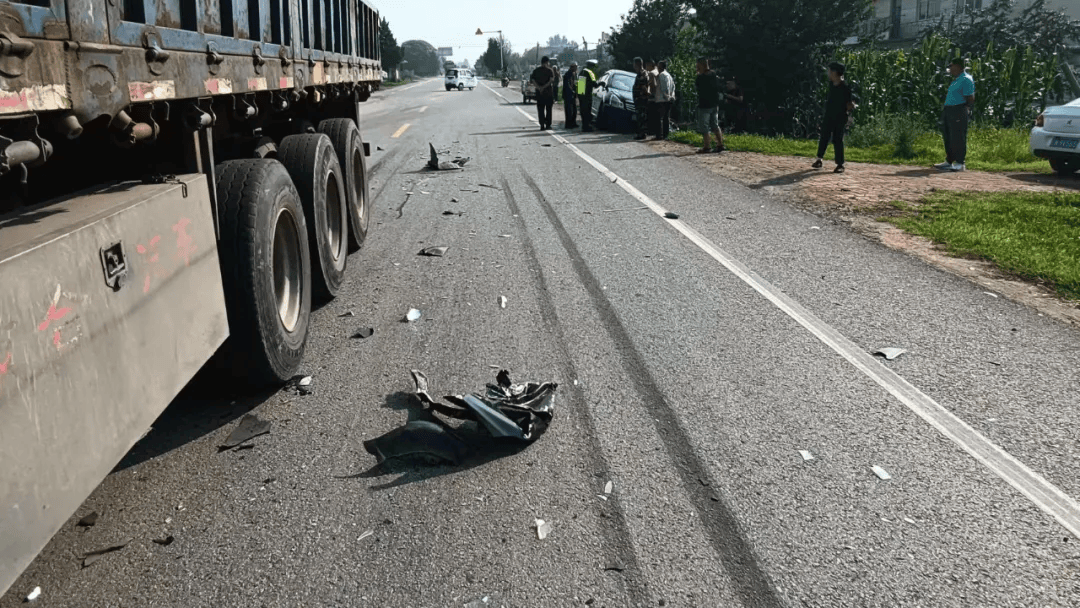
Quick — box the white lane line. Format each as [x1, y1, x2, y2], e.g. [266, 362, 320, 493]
[391, 123, 411, 138]
[418, 106, 428, 113]
[496, 88, 1080, 539]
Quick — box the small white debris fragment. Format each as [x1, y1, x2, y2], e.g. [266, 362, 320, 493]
[988, 418, 997, 422]
[298, 376, 313, 387]
[405, 308, 422, 322]
[357, 530, 373, 541]
[873, 347, 907, 360]
[871, 465, 892, 480]
[903, 517, 916, 525]
[983, 291, 999, 298]
[798, 450, 815, 461]
[338, 311, 355, 317]
[573, 379, 578, 386]
[165, 517, 172, 524]
[809, 226, 821, 230]
[597, 494, 608, 501]
[26, 587, 41, 602]
[499, 296, 507, 309]
[534, 518, 551, 540]
[604, 481, 613, 494]
[497, 234, 511, 238]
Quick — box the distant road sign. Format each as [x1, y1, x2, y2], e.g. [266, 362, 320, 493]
[437, 47, 453, 56]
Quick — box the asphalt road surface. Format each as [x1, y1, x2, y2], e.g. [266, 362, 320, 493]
[5, 78, 1080, 608]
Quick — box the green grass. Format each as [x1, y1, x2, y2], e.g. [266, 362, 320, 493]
[886, 190, 1080, 299]
[381, 80, 410, 88]
[669, 126, 1050, 173]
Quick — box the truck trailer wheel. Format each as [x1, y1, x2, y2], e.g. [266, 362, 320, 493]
[215, 159, 312, 385]
[317, 118, 370, 252]
[278, 133, 348, 300]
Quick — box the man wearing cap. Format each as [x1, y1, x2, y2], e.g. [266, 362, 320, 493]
[530, 56, 557, 130]
[563, 62, 579, 129]
[578, 59, 599, 132]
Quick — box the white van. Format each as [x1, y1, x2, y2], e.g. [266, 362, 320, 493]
[445, 69, 478, 91]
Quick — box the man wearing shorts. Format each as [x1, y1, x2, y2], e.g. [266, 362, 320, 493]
[695, 59, 724, 153]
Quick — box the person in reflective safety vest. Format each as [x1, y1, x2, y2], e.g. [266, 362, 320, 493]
[577, 60, 598, 132]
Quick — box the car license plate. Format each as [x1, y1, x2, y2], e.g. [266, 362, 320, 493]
[1050, 137, 1079, 149]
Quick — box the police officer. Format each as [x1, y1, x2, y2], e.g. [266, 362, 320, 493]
[578, 59, 599, 132]
[563, 62, 579, 128]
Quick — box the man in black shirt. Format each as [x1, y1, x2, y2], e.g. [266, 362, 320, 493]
[812, 61, 856, 173]
[563, 62, 579, 128]
[530, 56, 556, 130]
[695, 59, 724, 153]
[724, 77, 747, 133]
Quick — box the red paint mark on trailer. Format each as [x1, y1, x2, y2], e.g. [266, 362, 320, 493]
[37, 286, 74, 350]
[173, 218, 196, 266]
[136, 235, 163, 293]
[0, 352, 11, 374]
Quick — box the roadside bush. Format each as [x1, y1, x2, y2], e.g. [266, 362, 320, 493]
[848, 114, 928, 159]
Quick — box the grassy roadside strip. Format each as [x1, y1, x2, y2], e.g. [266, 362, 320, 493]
[881, 191, 1080, 300]
[668, 128, 1050, 174]
[380, 80, 411, 88]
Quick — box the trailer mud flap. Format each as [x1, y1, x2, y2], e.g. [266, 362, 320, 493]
[0, 174, 228, 594]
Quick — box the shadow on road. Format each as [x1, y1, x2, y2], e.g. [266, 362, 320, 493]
[1006, 172, 1080, 190]
[614, 153, 672, 161]
[112, 357, 279, 471]
[748, 169, 819, 189]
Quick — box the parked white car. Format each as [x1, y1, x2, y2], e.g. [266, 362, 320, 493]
[445, 69, 477, 91]
[1030, 97, 1080, 175]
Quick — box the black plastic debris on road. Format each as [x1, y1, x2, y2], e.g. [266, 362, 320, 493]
[81, 538, 132, 568]
[352, 327, 374, 339]
[663, 211, 679, 219]
[364, 420, 470, 465]
[76, 511, 99, 528]
[419, 246, 449, 257]
[151, 535, 175, 546]
[427, 143, 466, 171]
[219, 414, 271, 450]
[362, 370, 557, 466]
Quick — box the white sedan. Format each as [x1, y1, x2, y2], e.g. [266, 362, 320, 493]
[1031, 97, 1080, 175]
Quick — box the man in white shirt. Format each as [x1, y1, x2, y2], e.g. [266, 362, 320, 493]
[653, 60, 676, 140]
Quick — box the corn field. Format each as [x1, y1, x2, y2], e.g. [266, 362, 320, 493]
[836, 34, 1062, 129]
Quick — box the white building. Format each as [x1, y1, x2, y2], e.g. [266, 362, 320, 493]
[859, 0, 1079, 43]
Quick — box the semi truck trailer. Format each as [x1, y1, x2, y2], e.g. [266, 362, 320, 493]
[0, 0, 380, 593]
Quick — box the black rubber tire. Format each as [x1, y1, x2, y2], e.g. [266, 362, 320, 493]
[457, 83, 464, 91]
[1050, 158, 1078, 176]
[215, 159, 311, 386]
[278, 133, 348, 300]
[317, 118, 370, 252]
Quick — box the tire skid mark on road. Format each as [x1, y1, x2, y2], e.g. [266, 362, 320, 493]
[498, 89, 1080, 542]
[518, 170, 785, 608]
[497, 175, 652, 608]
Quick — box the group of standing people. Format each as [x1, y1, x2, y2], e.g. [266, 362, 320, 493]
[630, 58, 676, 141]
[530, 56, 601, 132]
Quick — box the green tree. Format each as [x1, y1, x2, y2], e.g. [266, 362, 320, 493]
[607, 0, 688, 69]
[401, 40, 441, 76]
[379, 18, 402, 67]
[690, 0, 873, 132]
[480, 37, 506, 75]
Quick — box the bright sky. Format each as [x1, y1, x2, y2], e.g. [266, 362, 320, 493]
[375, 0, 635, 63]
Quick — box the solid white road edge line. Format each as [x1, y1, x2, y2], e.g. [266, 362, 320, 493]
[487, 84, 1080, 539]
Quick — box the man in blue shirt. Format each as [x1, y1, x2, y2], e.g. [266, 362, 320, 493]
[937, 58, 975, 172]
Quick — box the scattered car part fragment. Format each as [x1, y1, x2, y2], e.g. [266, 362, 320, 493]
[534, 518, 551, 540]
[220, 414, 271, 449]
[405, 308, 422, 322]
[81, 538, 132, 568]
[352, 327, 374, 339]
[25, 586, 41, 602]
[873, 347, 906, 361]
[363, 420, 469, 465]
[419, 246, 449, 257]
[871, 465, 892, 480]
[76, 512, 99, 528]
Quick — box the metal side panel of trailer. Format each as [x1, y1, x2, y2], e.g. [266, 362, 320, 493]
[0, 0, 381, 124]
[0, 173, 228, 594]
